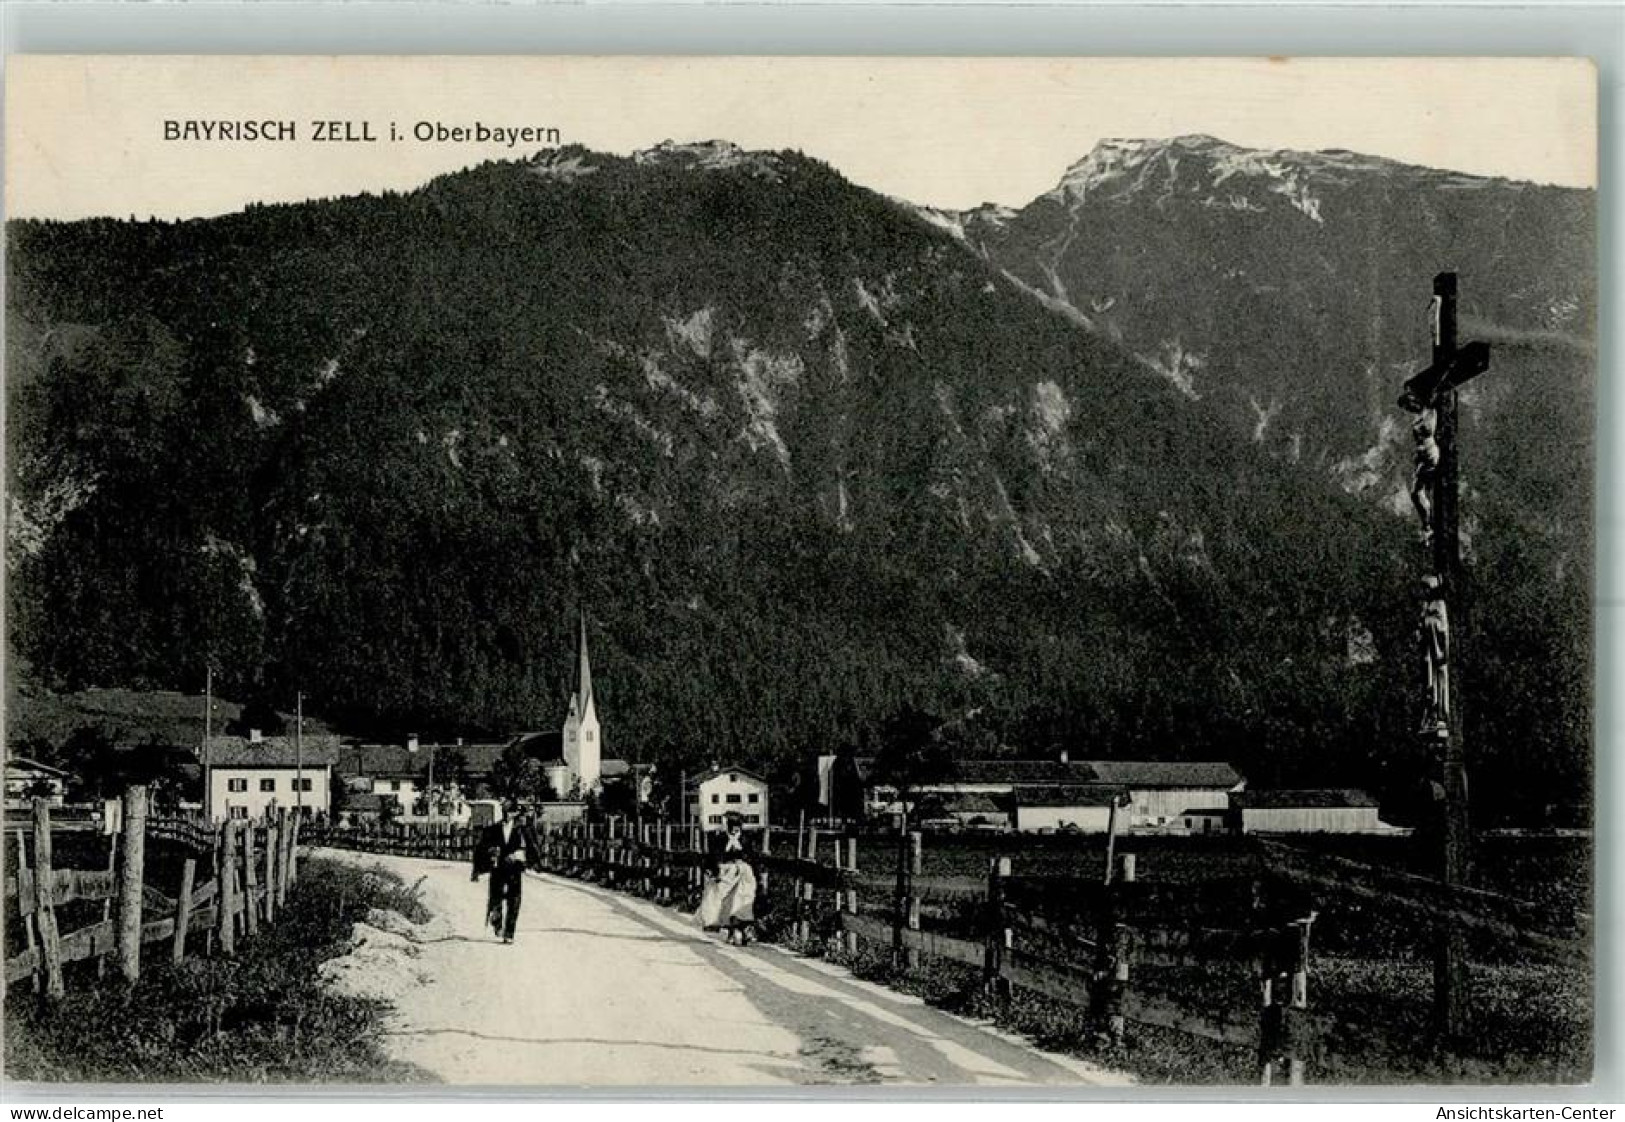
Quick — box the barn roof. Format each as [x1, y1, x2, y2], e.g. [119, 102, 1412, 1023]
[337, 742, 508, 779]
[5, 756, 70, 777]
[856, 757, 1242, 789]
[1233, 788, 1379, 809]
[1082, 761, 1243, 789]
[204, 735, 340, 768]
[1013, 786, 1127, 809]
[858, 758, 1100, 787]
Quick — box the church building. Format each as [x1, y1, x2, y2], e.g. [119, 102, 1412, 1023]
[560, 613, 602, 791]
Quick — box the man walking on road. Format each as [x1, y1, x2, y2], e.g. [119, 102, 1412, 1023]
[473, 799, 530, 943]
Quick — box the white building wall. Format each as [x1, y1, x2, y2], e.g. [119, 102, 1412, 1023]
[1014, 805, 1113, 833]
[1128, 787, 1233, 828]
[691, 772, 769, 828]
[370, 777, 419, 804]
[209, 766, 331, 821]
[1239, 807, 1384, 834]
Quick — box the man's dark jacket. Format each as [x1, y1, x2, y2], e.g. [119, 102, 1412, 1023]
[473, 819, 532, 878]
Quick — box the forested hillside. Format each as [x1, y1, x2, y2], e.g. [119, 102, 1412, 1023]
[5, 140, 1589, 821]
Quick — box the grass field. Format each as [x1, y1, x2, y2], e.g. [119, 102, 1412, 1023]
[4, 857, 433, 1084]
[758, 829, 1593, 1085]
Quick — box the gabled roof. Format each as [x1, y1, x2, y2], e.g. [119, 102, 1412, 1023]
[857, 757, 1100, 787]
[204, 735, 341, 768]
[1232, 788, 1379, 810]
[1013, 786, 1127, 809]
[938, 792, 1009, 814]
[337, 742, 509, 779]
[855, 757, 1242, 790]
[1082, 761, 1244, 789]
[690, 765, 769, 787]
[5, 756, 70, 778]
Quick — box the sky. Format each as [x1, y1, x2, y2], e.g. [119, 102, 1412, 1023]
[5, 56, 1597, 220]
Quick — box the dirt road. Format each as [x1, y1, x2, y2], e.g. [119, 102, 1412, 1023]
[317, 849, 1131, 1088]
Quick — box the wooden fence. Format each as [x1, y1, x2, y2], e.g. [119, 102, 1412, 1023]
[303, 818, 1314, 1082]
[301, 817, 1590, 1086]
[3, 791, 305, 997]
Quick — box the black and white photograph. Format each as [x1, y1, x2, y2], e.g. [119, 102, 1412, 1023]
[0, 55, 1599, 1090]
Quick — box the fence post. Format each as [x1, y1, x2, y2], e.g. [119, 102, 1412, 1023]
[276, 809, 291, 905]
[96, 831, 118, 980]
[172, 858, 197, 964]
[1101, 852, 1135, 1046]
[219, 821, 239, 955]
[1258, 928, 1286, 1085]
[1286, 914, 1315, 1086]
[15, 827, 41, 994]
[905, 831, 923, 970]
[242, 820, 261, 935]
[843, 836, 860, 956]
[985, 855, 1013, 1001]
[30, 799, 66, 999]
[115, 784, 149, 984]
[264, 816, 279, 923]
[287, 811, 301, 888]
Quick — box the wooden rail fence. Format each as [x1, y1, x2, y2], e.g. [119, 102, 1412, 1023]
[302, 817, 1589, 1086]
[4, 791, 306, 996]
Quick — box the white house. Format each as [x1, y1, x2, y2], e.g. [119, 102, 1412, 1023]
[689, 766, 770, 829]
[840, 756, 1245, 834]
[1231, 789, 1397, 834]
[1082, 761, 1245, 830]
[203, 733, 338, 821]
[1012, 787, 1122, 833]
[3, 756, 69, 808]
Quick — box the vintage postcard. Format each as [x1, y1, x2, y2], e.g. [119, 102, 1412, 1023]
[2, 56, 1597, 1089]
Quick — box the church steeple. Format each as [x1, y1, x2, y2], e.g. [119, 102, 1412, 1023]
[576, 611, 594, 716]
[561, 608, 602, 791]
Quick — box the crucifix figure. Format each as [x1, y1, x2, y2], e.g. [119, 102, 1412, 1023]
[1410, 407, 1441, 544]
[1419, 574, 1450, 734]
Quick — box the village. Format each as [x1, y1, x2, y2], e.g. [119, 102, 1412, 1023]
[5, 613, 1403, 841]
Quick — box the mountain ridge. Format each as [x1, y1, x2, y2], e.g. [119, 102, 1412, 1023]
[5, 136, 1592, 822]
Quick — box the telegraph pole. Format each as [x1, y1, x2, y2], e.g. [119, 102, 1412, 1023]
[295, 691, 304, 818]
[1399, 271, 1489, 1037]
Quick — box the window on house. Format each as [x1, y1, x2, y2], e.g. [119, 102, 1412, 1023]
[744, 814, 760, 824]
[260, 778, 276, 792]
[228, 806, 248, 819]
[391, 780, 402, 792]
[297, 778, 313, 792]
[729, 773, 737, 782]
[709, 814, 722, 824]
[711, 793, 719, 804]
[747, 793, 760, 804]
[725, 794, 742, 804]
[586, 730, 594, 741]
[227, 778, 248, 793]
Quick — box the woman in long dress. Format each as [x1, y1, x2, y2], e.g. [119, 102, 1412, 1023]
[696, 812, 758, 944]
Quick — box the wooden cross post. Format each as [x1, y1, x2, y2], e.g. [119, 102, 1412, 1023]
[1399, 270, 1490, 1038]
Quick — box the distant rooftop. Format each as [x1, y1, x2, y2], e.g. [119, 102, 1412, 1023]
[204, 735, 341, 768]
[1232, 788, 1378, 810]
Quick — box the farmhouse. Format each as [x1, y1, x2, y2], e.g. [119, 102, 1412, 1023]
[1084, 761, 1244, 830]
[688, 766, 770, 829]
[1011, 787, 1124, 833]
[3, 756, 70, 808]
[336, 739, 508, 817]
[203, 733, 339, 821]
[838, 755, 1244, 833]
[1230, 788, 1395, 834]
